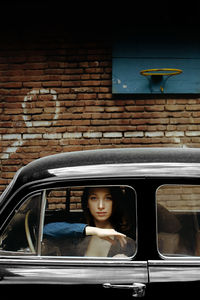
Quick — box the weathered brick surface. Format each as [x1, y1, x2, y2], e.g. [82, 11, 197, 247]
[1, 30, 200, 194]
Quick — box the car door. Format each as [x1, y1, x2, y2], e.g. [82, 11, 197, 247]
[148, 181, 200, 297]
[0, 180, 148, 298]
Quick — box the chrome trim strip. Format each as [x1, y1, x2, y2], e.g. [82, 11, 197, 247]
[48, 163, 200, 179]
[0, 259, 148, 285]
[37, 190, 46, 255]
[149, 260, 200, 282]
[0, 257, 146, 266]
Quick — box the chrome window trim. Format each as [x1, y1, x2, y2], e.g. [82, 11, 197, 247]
[0, 257, 147, 266]
[37, 190, 47, 255]
[48, 162, 200, 179]
[149, 259, 200, 265]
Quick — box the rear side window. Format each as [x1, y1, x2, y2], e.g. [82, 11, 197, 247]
[157, 185, 200, 257]
[42, 185, 136, 258]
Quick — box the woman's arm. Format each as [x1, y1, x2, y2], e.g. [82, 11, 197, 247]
[43, 222, 127, 247]
[43, 222, 87, 238]
[85, 226, 127, 247]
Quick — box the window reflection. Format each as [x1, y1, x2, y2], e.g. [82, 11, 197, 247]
[0, 194, 42, 254]
[157, 185, 200, 257]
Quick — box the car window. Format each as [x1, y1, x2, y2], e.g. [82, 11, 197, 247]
[0, 193, 42, 254]
[41, 185, 136, 258]
[157, 185, 200, 257]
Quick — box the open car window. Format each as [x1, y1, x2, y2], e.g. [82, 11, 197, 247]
[157, 185, 200, 258]
[0, 185, 136, 258]
[41, 185, 137, 258]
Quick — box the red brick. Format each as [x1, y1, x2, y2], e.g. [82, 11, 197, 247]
[1, 33, 200, 195]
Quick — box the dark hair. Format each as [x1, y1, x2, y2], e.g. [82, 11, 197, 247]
[81, 186, 131, 234]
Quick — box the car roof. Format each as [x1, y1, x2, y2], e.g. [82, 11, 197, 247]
[23, 147, 200, 168]
[18, 147, 200, 182]
[24, 147, 200, 168]
[2, 147, 200, 203]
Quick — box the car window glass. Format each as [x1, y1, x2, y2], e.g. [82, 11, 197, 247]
[41, 185, 136, 258]
[157, 185, 200, 257]
[0, 193, 42, 254]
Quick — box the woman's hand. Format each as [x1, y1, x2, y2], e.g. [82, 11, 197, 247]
[85, 226, 127, 247]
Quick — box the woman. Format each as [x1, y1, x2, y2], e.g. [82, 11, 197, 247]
[76, 186, 135, 257]
[43, 186, 135, 257]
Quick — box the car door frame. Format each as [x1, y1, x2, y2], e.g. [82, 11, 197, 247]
[147, 177, 200, 295]
[0, 177, 149, 297]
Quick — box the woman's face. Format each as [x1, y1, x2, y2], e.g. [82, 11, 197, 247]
[87, 187, 113, 225]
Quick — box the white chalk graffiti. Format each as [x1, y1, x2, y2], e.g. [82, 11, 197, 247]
[0, 88, 60, 159]
[22, 89, 60, 127]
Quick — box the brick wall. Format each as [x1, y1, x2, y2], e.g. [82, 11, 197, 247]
[1, 29, 200, 194]
[157, 185, 200, 211]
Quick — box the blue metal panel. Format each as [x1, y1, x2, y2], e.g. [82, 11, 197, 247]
[112, 30, 200, 94]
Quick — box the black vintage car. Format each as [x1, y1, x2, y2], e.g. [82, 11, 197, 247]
[1, 147, 200, 297]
